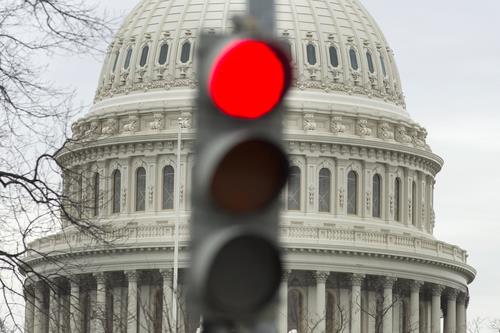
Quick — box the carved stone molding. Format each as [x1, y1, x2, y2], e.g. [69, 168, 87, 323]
[431, 284, 445, 296]
[446, 288, 460, 300]
[382, 276, 398, 289]
[357, 119, 372, 137]
[125, 270, 139, 283]
[349, 273, 365, 287]
[409, 280, 424, 292]
[304, 113, 317, 131]
[160, 269, 173, 282]
[314, 271, 330, 283]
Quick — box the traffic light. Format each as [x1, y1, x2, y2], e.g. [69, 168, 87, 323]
[189, 33, 291, 322]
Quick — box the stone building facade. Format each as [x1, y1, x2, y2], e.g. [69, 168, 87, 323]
[23, 0, 475, 332]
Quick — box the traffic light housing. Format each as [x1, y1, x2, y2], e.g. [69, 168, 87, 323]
[190, 33, 291, 322]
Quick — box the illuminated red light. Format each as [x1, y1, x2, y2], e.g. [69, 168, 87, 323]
[209, 39, 288, 119]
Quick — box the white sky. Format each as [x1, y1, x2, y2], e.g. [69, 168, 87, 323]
[44, 0, 500, 320]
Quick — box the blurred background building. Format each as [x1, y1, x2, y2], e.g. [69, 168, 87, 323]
[23, 0, 475, 332]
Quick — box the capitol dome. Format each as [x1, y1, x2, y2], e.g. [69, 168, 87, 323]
[23, 1, 475, 333]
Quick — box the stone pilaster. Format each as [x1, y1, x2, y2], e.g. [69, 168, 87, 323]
[94, 272, 107, 333]
[126, 270, 139, 333]
[350, 274, 364, 333]
[409, 280, 424, 333]
[445, 289, 459, 333]
[70, 276, 81, 333]
[314, 271, 329, 333]
[431, 285, 445, 333]
[24, 284, 35, 333]
[456, 293, 467, 333]
[160, 269, 174, 333]
[382, 277, 397, 333]
[279, 270, 291, 333]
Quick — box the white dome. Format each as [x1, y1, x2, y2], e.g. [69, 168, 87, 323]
[93, 0, 408, 119]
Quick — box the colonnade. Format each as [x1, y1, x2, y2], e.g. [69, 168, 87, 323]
[24, 270, 468, 333]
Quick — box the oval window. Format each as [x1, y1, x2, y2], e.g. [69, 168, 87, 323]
[124, 47, 133, 69]
[349, 48, 358, 70]
[306, 44, 317, 65]
[366, 51, 375, 73]
[112, 52, 120, 73]
[180, 41, 191, 63]
[139, 45, 149, 67]
[158, 43, 169, 65]
[329, 46, 339, 67]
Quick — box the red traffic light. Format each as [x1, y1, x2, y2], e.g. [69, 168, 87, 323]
[209, 39, 290, 119]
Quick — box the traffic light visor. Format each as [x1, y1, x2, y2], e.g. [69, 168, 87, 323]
[208, 39, 290, 119]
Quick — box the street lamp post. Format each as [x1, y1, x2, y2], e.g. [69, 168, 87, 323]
[173, 116, 182, 333]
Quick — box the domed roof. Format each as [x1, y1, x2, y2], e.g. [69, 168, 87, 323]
[92, 0, 409, 119]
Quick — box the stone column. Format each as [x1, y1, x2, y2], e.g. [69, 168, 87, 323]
[279, 270, 290, 333]
[126, 270, 139, 333]
[431, 285, 444, 333]
[456, 293, 467, 333]
[70, 276, 81, 333]
[314, 271, 329, 333]
[113, 283, 125, 333]
[94, 272, 107, 333]
[161, 269, 174, 333]
[48, 283, 59, 333]
[409, 281, 424, 333]
[382, 277, 397, 333]
[33, 282, 45, 333]
[367, 286, 376, 333]
[24, 285, 35, 333]
[445, 289, 459, 333]
[392, 294, 401, 333]
[350, 274, 364, 333]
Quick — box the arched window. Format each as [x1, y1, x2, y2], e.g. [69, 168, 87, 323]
[347, 171, 358, 215]
[139, 45, 149, 67]
[372, 174, 381, 218]
[180, 41, 191, 63]
[349, 48, 359, 71]
[412, 181, 417, 225]
[288, 289, 304, 332]
[158, 43, 169, 65]
[306, 44, 317, 65]
[319, 168, 331, 212]
[112, 52, 120, 73]
[329, 46, 339, 67]
[162, 166, 175, 210]
[93, 173, 100, 217]
[124, 47, 133, 69]
[326, 292, 337, 333]
[366, 51, 375, 73]
[394, 177, 401, 222]
[380, 54, 387, 77]
[349, 48, 359, 70]
[135, 167, 146, 211]
[284, 42, 293, 61]
[287, 166, 301, 210]
[112, 170, 121, 213]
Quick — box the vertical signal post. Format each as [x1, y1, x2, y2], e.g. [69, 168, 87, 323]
[190, 25, 291, 327]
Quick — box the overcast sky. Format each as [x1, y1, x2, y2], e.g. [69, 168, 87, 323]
[45, 0, 500, 320]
